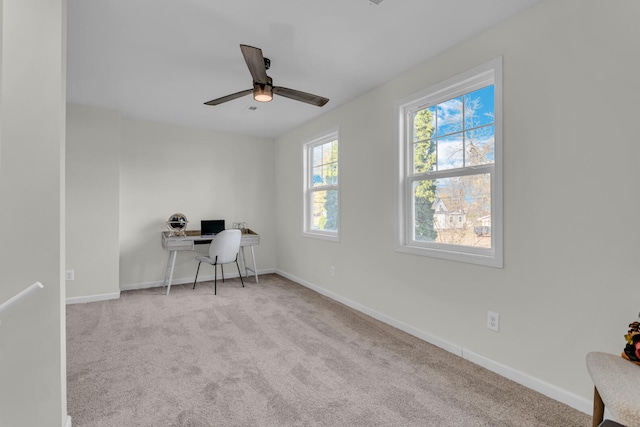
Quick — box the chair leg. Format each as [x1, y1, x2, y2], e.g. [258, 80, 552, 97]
[593, 386, 604, 427]
[221, 264, 225, 282]
[214, 263, 217, 295]
[193, 262, 202, 289]
[236, 259, 244, 287]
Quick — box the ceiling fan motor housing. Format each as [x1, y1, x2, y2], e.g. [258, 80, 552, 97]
[253, 76, 273, 102]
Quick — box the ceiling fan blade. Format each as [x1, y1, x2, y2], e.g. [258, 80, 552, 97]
[204, 89, 252, 106]
[273, 86, 329, 107]
[240, 44, 269, 84]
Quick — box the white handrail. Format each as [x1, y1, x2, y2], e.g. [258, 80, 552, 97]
[0, 282, 44, 317]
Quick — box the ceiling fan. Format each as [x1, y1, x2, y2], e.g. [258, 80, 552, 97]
[204, 44, 329, 108]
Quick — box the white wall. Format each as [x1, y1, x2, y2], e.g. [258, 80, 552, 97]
[275, 0, 640, 408]
[0, 0, 68, 426]
[66, 104, 121, 300]
[118, 118, 276, 289]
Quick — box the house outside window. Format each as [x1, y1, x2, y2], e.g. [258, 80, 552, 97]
[396, 58, 503, 267]
[303, 130, 339, 241]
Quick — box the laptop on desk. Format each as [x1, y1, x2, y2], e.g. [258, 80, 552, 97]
[200, 219, 225, 237]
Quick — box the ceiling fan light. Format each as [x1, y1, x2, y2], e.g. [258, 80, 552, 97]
[253, 83, 273, 102]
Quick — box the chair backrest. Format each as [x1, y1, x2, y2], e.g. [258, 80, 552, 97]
[208, 229, 241, 264]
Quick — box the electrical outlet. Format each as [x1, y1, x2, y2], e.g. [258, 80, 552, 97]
[65, 270, 75, 281]
[487, 311, 500, 332]
[330, 266, 335, 277]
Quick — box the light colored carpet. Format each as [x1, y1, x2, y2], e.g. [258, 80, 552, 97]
[67, 274, 590, 426]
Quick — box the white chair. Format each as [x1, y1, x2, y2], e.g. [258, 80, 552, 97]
[193, 229, 244, 295]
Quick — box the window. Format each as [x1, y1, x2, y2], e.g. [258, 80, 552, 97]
[396, 58, 502, 267]
[303, 130, 339, 241]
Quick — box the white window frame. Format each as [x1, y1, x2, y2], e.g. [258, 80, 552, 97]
[395, 57, 503, 267]
[303, 129, 340, 242]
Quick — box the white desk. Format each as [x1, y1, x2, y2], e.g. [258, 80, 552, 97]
[161, 229, 259, 295]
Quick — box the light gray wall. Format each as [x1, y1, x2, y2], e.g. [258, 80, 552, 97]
[274, 0, 640, 406]
[0, 0, 68, 426]
[66, 104, 121, 300]
[118, 118, 276, 289]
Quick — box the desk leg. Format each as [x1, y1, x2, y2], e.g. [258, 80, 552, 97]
[240, 246, 248, 278]
[239, 246, 258, 283]
[593, 386, 604, 427]
[163, 251, 172, 287]
[164, 250, 177, 295]
[250, 245, 258, 283]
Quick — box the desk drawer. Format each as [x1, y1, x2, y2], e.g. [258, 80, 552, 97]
[241, 235, 259, 246]
[164, 239, 194, 250]
[240, 229, 260, 246]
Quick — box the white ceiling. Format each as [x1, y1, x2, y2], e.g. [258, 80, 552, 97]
[67, 0, 540, 138]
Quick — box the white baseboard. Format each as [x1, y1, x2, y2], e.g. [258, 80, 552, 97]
[275, 269, 463, 357]
[65, 415, 72, 427]
[462, 349, 591, 414]
[274, 269, 592, 415]
[66, 292, 120, 305]
[120, 268, 275, 292]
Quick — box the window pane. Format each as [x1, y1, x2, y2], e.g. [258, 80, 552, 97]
[322, 142, 332, 163]
[413, 140, 436, 173]
[465, 125, 494, 166]
[312, 164, 338, 187]
[412, 180, 437, 241]
[311, 189, 338, 232]
[413, 107, 436, 142]
[312, 166, 323, 187]
[329, 140, 338, 162]
[326, 163, 338, 185]
[437, 134, 464, 170]
[437, 96, 463, 137]
[312, 146, 323, 167]
[464, 85, 494, 129]
[413, 173, 491, 248]
[311, 140, 339, 187]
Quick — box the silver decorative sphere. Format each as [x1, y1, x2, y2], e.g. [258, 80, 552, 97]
[166, 213, 188, 236]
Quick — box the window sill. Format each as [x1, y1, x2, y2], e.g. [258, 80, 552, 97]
[303, 231, 340, 242]
[395, 243, 502, 268]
